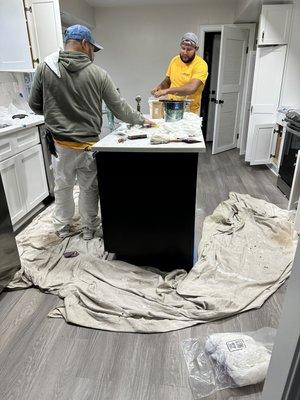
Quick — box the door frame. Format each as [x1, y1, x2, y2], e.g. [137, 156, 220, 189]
[198, 23, 256, 150]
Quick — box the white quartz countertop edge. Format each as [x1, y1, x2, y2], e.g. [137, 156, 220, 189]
[0, 115, 44, 137]
[92, 126, 206, 153]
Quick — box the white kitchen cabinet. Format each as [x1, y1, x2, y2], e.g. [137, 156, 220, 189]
[250, 124, 274, 166]
[0, 126, 49, 226]
[0, 135, 15, 162]
[0, 0, 33, 71]
[14, 126, 40, 153]
[25, 0, 63, 67]
[0, 155, 27, 225]
[245, 45, 287, 164]
[20, 144, 48, 210]
[257, 4, 293, 45]
[288, 150, 300, 210]
[0, 0, 63, 71]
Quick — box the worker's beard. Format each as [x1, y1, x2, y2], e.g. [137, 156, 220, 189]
[180, 53, 196, 64]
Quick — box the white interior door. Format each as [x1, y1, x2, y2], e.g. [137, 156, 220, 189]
[239, 50, 256, 155]
[212, 26, 248, 155]
[206, 34, 221, 142]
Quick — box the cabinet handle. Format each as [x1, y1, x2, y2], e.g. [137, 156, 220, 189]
[262, 31, 264, 42]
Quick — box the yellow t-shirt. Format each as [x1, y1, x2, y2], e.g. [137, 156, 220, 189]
[166, 54, 208, 113]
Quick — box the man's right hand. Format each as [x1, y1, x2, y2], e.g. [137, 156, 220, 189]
[143, 118, 156, 127]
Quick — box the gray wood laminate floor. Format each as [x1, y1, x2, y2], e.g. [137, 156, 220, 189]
[0, 147, 289, 400]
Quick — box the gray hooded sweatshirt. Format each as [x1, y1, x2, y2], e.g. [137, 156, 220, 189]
[29, 51, 144, 143]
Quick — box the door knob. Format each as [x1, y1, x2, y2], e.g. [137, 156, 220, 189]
[211, 98, 224, 104]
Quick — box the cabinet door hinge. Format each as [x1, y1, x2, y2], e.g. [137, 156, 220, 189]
[250, 105, 253, 113]
[25, 6, 32, 12]
[32, 58, 40, 64]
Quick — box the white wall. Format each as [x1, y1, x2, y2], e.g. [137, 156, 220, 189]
[280, 0, 300, 109]
[60, 0, 95, 28]
[0, 72, 28, 107]
[93, 0, 236, 112]
[234, 0, 261, 23]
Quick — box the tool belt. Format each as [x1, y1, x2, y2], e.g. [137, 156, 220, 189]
[45, 130, 58, 158]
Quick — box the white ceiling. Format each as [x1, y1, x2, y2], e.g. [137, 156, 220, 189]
[86, 0, 202, 7]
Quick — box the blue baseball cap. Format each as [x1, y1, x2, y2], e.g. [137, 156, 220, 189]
[64, 25, 103, 52]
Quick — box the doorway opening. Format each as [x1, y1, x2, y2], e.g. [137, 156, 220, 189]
[201, 31, 221, 142]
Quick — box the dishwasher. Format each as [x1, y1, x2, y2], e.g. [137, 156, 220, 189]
[0, 174, 21, 293]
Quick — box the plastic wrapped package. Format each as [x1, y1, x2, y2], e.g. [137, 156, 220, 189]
[181, 327, 276, 399]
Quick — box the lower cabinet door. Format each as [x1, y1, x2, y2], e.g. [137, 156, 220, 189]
[20, 144, 49, 211]
[0, 155, 27, 225]
[250, 124, 274, 165]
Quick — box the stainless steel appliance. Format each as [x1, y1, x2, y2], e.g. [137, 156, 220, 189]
[38, 124, 55, 198]
[277, 112, 300, 198]
[0, 174, 21, 293]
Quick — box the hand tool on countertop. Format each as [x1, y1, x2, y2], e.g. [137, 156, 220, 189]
[151, 133, 202, 145]
[135, 95, 142, 112]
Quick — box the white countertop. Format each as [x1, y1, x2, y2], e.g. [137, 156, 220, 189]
[92, 114, 206, 153]
[0, 114, 44, 137]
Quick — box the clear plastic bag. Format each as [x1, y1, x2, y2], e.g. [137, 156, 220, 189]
[181, 327, 276, 399]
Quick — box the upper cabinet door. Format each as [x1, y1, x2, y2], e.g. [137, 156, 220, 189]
[258, 4, 293, 45]
[251, 45, 287, 115]
[0, 0, 33, 71]
[25, 0, 63, 66]
[245, 46, 286, 163]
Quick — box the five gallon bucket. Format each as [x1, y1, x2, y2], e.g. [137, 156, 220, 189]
[159, 100, 191, 122]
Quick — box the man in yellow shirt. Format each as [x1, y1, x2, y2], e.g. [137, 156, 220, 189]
[151, 32, 208, 114]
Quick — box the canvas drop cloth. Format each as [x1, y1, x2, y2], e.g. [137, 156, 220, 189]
[8, 192, 297, 333]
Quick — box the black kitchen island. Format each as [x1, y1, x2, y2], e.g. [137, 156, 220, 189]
[93, 123, 206, 271]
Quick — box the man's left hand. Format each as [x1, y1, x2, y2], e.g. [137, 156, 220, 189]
[154, 89, 169, 98]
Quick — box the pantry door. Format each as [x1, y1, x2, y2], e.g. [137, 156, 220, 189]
[212, 26, 248, 155]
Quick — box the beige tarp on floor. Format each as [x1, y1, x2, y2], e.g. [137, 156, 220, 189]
[8, 192, 297, 333]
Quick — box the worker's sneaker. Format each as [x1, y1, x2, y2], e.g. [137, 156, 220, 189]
[56, 225, 71, 239]
[82, 227, 94, 240]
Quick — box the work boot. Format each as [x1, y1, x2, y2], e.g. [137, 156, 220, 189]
[56, 224, 71, 239]
[82, 227, 94, 240]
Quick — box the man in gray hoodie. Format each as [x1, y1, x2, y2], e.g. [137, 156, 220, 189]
[29, 25, 152, 240]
